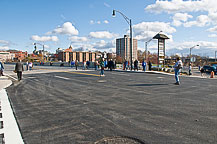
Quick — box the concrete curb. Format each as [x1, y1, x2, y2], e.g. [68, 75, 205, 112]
[0, 89, 24, 144]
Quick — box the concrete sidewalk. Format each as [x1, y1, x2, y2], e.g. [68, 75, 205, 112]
[0, 75, 24, 144]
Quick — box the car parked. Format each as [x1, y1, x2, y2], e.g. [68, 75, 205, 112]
[202, 65, 211, 72]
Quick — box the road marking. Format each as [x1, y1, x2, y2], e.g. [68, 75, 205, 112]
[5, 74, 18, 81]
[157, 77, 164, 79]
[66, 71, 101, 77]
[111, 73, 130, 76]
[97, 80, 107, 83]
[54, 75, 70, 80]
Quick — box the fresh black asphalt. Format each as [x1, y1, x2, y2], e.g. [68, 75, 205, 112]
[6, 70, 217, 144]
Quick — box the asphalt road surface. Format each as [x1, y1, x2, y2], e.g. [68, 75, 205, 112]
[5, 65, 217, 144]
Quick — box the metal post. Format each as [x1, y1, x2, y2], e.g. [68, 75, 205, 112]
[145, 42, 148, 61]
[215, 51, 217, 62]
[130, 19, 133, 71]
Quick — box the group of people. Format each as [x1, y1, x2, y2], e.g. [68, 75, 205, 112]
[25, 61, 33, 71]
[0, 57, 185, 85]
[123, 60, 152, 72]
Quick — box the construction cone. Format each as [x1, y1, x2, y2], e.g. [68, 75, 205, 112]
[210, 71, 214, 78]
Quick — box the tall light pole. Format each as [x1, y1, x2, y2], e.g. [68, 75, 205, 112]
[112, 10, 133, 70]
[189, 44, 199, 75]
[215, 51, 217, 62]
[145, 31, 162, 62]
[190, 44, 199, 62]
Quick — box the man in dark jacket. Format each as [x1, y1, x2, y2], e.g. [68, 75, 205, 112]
[15, 60, 24, 81]
[134, 60, 138, 71]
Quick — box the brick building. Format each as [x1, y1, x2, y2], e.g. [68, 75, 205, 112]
[116, 35, 137, 61]
[58, 46, 99, 62]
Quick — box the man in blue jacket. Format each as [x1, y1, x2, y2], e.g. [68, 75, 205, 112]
[142, 60, 146, 71]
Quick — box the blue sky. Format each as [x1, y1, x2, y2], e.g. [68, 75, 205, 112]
[1, 0, 217, 57]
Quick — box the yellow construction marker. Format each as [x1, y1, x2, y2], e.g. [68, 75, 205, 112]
[66, 71, 101, 77]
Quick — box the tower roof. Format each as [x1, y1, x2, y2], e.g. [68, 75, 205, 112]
[153, 34, 169, 39]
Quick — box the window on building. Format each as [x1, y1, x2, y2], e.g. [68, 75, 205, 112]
[83, 53, 86, 62]
[89, 53, 92, 61]
[76, 52, 79, 62]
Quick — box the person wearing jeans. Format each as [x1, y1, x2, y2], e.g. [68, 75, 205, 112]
[174, 57, 183, 85]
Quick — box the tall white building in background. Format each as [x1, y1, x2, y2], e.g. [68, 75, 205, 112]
[116, 35, 137, 61]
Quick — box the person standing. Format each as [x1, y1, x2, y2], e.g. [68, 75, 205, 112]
[94, 60, 98, 70]
[174, 57, 183, 85]
[0, 60, 4, 76]
[75, 60, 78, 70]
[15, 60, 24, 81]
[29, 61, 33, 71]
[189, 63, 192, 75]
[200, 67, 205, 77]
[142, 60, 146, 71]
[148, 61, 152, 71]
[134, 60, 138, 71]
[100, 58, 105, 76]
[83, 61, 86, 70]
[108, 59, 114, 71]
[26, 60, 29, 71]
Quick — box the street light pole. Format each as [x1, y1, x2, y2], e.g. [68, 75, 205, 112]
[189, 44, 199, 63]
[189, 44, 199, 75]
[112, 10, 133, 70]
[215, 51, 217, 62]
[130, 19, 133, 71]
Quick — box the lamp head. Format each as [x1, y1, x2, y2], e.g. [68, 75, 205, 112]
[196, 44, 199, 46]
[112, 10, 116, 17]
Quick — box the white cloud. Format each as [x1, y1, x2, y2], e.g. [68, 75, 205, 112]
[133, 22, 176, 41]
[172, 13, 193, 26]
[183, 15, 210, 27]
[44, 45, 49, 49]
[90, 20, 94, 24]
[104, 20, 109, 24]
[162, 40, 217, 57]
[93, 40, 115, 49]
[89, 31, 118, 39]
[97, 21, 101, 24]
[30, 35, 59, 42]
[0, 40, 9, 45]
[68, 36, 88, 43]
[104, 2, 110, 8]
[208, 34, 217, 37]
[60, 14, 66, 20]
[90, 20, 109, 24]
[0, 46, 9, 50]
[0, 40, 10, 50]
[208, 11, 217, 24]
[51, 22, 79, 35]
[207, 25, 217, 32]
[145, 0, 217, 14]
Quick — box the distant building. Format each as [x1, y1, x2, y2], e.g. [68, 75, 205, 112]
[0, 51, 15, 61]
[7, 50, 27, 61]
[116, 35, 137, 61]
[57, 46, 99, 62]
[56, 48, 63, 54]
